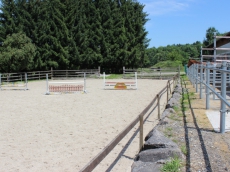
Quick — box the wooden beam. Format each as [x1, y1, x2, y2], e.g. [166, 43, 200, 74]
[202, 48, 214, 50]
[216, 36, 230, 39]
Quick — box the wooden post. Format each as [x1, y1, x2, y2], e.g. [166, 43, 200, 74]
[169, 80, 172, 94]
[51, 67, 53, 80]
[123, 66, 125, 78]
[157, 94, 160, 119]
[98, 66, 100, 77]
[139, 114, 143, 151]
[167, 83, 169, 102]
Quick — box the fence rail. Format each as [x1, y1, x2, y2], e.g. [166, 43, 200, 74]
[123, 66, 180, 79]
[0, 68, 100, 82]
[79, 73, 179, 172]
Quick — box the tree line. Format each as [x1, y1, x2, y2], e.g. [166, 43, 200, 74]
[0, 0, 148, 73]
[144, 27, 226, 68]
[0, 0, 226, 73]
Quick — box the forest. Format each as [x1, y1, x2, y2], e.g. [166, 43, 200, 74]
[0, 0, 223, 73]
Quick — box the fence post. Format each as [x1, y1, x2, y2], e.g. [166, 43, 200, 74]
[169, 80, 172, 94]
[51, 67, 53, 80]
[39, 71, 41, 80]
[123, 66, 125, 78]
[25, 73, 28, 90]
[98, 66, 100, 77]
[7, 74, 9, 83]
[200, 64, 203, 99]
[84, 73, 86, 93]
[157, 94, 160, 119]
[195, 64, 198, 93]
[205, 62, 210, 109]
[179, 65, 180, 79]
[167, 82, 169, 102]
[139, 115, 143, 151]
[212, 64, 216, 100]
[160, 68, 162, 79]
[220, 61, 227, 133]
[46, 74, 49, 95]
[103, 72, 105, 89]
[192, 64, 195, 88]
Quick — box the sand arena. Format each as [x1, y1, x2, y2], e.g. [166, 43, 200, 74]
[0, 78, 169, 171]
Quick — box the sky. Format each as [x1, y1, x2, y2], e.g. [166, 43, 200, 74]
[138, 0, 230, 48]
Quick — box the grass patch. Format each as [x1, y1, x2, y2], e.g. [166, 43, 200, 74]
[168, 114, 181, 121]
[173, 106, 180, 112]
[180, 145, 187, 155]
[164, 127, 173, 137]
[161, 156, 182, 172]
[104, 74, 123, 79]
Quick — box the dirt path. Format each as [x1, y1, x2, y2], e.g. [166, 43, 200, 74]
[158, 77, 230, 172]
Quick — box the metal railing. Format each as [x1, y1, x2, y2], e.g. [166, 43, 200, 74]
[79, 73, 180, 172]
[187, 61, 230, 133]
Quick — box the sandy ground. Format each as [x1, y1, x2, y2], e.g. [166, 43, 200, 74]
[0, 78, 169, 172]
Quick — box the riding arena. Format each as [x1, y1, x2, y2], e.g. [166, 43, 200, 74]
[0, 68, 178, 171]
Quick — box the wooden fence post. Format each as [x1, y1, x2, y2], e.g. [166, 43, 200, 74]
[139, 115, 143, 151]
[157, 94, 160, 119]
[51, 67, 53, 80]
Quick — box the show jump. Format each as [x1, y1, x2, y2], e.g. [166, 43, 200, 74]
[45, 73, 86, 95]
[103, 72, 137, 90]
[0, 73, 28, 91]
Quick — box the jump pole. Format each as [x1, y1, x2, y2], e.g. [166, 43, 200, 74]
[83, 72, 87, 93]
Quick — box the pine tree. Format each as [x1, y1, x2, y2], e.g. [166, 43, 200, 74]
[37, 0, 69, 70]
[0, 0, 21, 45]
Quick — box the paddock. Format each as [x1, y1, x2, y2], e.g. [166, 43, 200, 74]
[0, 78, 169, 172]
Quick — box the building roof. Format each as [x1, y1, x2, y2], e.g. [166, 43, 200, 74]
[207, 31, 230, 48]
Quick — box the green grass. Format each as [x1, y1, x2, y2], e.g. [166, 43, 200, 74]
[173, 106, 180, 112]
[168, 114, 182, 121]
[180, 145, 187, 155]
[161, 157, 182, 172]
[164, 127, 173, 137]
[104, 74, 123, 79]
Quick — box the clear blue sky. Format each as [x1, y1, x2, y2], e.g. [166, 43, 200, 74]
[138, 0, 230, 48]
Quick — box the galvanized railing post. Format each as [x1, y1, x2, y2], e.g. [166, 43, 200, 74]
[213, 64, 216, 100]
[206, 62, 210, 109]
[192, 64, 195, 87]
[200, 64, 203, 99]
[220, 61, 227, 133]
[195, 64, 198, 93]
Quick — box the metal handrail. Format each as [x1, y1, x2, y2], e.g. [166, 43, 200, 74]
[187, 61, 230, 133]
